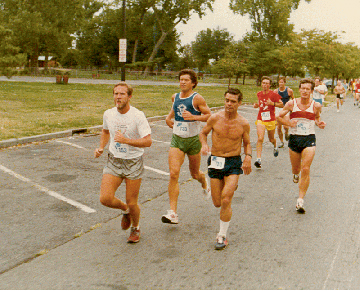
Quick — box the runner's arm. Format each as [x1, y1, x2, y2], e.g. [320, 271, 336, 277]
[94, 129, 110, 158]
[314, 103, 326, 129]
[242, 122, 252, 175]
[114, 133, 152, 148]
[199, 116, 215, 155]
[183, 94, 211, 122]
[276, 101, 295, 127]
[165, 94, 176, 128]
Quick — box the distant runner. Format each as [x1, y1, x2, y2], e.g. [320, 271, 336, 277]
[274, 77, 294, 147]
[253, 76, 283, 169]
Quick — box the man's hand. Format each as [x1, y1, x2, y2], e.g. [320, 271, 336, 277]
[289, 119, 297, 128]
[201, 144, 211, 156]
[114, 131, 127, 143]
[242, 156, 252, 175]
[182, 110, 195, 120]
[253, 103, 259, 108]
[94, 148, 104, 158]
[266, 98, 274, 106]
[316, 121, 326, 129]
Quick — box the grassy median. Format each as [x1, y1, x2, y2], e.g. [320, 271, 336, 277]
[0, 79, 322, 140]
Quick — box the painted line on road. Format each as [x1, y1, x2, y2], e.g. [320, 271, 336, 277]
[144, 166, 169, 176]
[55, 140, 90, 151]
[152, 139, 171, 144]
[0, 164, 96, 214]
[56, 138, 170, 176]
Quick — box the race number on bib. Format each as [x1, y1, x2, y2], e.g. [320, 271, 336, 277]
[296, 122, 310, 135]
[173, 122, 189, 135]
[114, 142, 129, 154]
[209, 156, 225, 170]
[261, 111, 271, 121]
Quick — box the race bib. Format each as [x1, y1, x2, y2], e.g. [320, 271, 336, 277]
[114, 142, 129, 154]
[173, 122, 189, 135]
[209, 156, 225, 170]
[261, 111, 271, 121]
[296, 121, 310, 135]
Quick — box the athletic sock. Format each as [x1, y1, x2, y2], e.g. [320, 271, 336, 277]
[219, 220, 230, 237]
[256, 158, 261, 162]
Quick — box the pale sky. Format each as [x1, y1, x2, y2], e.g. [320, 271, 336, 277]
[177, 0, 360, 47]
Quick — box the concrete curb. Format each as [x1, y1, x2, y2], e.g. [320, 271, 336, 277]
[0, 106, 227, 150]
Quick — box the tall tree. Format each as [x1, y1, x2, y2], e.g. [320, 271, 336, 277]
[143, 0, 215, 73]
[192, 27, 233, 70]
[229, 0, 311, 44]
[0, 0, 103, 69]
[0, 25, 26, 77]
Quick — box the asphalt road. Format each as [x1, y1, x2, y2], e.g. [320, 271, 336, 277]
[1, 98, 360, 289]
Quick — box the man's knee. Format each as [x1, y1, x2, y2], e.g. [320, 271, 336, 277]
[100, 195, 112, 207]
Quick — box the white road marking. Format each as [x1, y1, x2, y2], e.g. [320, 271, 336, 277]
[144, 166, 169, 176]
[152, 139, 171, 144]
[0, 164, 96, 214]
[55, 140, 90, 151]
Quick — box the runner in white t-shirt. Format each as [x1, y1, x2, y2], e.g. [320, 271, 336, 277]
[94, 82, 152, 243]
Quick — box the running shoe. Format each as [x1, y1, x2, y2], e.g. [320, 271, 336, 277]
[254, 160, 261, 169]
[296, 198, 305, 214]
[274, 148, 279, 157]
[285, 133, 290, 141]
[127, 227, 140, 243]
[215, 234, 228, 250]
[278, 142, 284, 148]
[121, 212, 131, 230]
[161, 210, 179, 224]
[202, 177, 211, 200]
[293, 174, 299, 183]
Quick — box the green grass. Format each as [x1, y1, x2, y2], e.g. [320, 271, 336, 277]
[0, 79, 332, 140]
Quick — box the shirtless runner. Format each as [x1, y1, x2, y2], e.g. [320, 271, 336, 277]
[200, 88, 252, 250]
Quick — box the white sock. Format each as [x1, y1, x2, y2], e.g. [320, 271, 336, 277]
[122, 207, 130, 214]
[219, 220, 230, 237]
[256, 158, 261, 162]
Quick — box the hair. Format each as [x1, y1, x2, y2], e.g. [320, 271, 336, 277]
[261, 76, 272, 84]
[179, 69, 198, 88]
[299, 78, 315, 90]
[278, 76, 286, 83]
[224, 88, 243, 102]
[113, 82, 133, 96]
[314, 76, 321, 82]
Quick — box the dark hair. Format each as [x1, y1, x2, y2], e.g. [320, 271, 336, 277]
[299, 78, 315, 90]
[278, 76, 286, 83]
[261, 76, 271, 84]
[224, 88, 243, 102]
[179, 69, 198, 88]
[113, 82, 133, 96]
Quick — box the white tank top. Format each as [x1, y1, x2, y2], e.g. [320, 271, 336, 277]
[289, 100, 316, 136]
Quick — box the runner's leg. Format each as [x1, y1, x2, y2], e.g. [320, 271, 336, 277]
[125, 178, 142, 228]
[168, 147, 185, 212]
[99, 174, 127, 210]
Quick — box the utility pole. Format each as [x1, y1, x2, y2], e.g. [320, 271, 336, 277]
[119, 0, 126, 81]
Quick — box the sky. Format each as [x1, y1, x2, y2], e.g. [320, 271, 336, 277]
[177, 0, 360, 47]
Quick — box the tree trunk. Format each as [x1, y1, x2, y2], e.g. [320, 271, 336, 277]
[243, 73, 246, 85]
[144, 30, 169, 75]
[132, 39, 139, 63]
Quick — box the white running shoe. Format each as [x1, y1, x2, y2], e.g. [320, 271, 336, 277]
[202, 177, 211, 200]
[161, 210, 179, 224]
[296, 198, 305, 213]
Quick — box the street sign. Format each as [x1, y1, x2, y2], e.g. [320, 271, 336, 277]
[119, 39, 127, 62]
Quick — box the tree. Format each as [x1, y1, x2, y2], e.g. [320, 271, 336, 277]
[0, 0, 103, 69]
[229, 0, 311, 44]
[143, 0, 215, 74]
[213, 41, 248, 86]
[192, 27, 233, 71]
[0, 25, 26, 77]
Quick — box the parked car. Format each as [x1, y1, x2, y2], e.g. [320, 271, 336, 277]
[323, 79, 348, 90]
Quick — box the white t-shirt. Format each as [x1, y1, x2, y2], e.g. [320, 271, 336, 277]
[313, 84, 327, 101]
[103, 106, 151, 159]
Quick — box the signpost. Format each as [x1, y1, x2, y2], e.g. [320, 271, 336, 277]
[119, 0, 126, 81]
